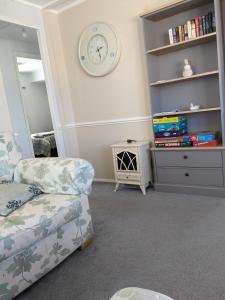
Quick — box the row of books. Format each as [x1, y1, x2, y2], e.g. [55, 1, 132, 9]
[155, 132, 218, 148]
[168, 11, 216, 44]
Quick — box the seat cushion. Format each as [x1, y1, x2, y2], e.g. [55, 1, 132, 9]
[110, 288, 174, 300]
[0, 193, 84, 262]
[0, 132, 22, 182]
[0, 182, 42, 216]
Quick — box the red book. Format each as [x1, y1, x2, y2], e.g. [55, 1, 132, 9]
[195, 16, 200, 37]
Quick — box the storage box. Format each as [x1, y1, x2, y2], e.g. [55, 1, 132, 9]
[153, 116, 184, 124]
[189, 132, 216, 142]
[154, 129, 188, 138]
[153, 116, 188, 138]
[193, 140, 218, 147]
[155, 135, 190, 143]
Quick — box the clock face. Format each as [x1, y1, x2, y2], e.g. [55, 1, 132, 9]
[79, 23, 121, 77]
[88, 34, 108, 65]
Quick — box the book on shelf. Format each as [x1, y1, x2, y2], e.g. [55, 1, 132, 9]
[155, 141, 193, 148]
[168, 28, 173, 44]
[191, 19, 196, 38]
[195, 16, 200, 37]
[184, 24, 188, 41]
[154, 131, 219, 148]
[168, 11, 216, 45]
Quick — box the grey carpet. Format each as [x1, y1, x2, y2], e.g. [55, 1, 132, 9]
[17, 183, 225, 300]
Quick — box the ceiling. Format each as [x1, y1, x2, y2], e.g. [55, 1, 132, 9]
[0, 0, 85, 42]
[14, 0, 85, 13]
[0, 21, 38, 44]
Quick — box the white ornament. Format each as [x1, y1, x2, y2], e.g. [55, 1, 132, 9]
[190, 103, 200, 110]
[183, 59, 193, 77]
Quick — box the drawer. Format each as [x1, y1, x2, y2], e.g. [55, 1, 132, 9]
[157, 168, 223, 187]
[116, 172, 140, 182]
[155, 150, 222, 168]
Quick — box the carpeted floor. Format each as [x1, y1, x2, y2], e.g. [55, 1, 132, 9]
[17, 183, 225, 300]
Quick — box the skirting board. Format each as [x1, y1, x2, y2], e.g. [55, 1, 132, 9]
[155, 183, 225, 198]
[94, 178, 116, 183]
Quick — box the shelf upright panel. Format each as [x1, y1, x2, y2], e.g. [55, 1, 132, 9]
[215, 0, 225, 145]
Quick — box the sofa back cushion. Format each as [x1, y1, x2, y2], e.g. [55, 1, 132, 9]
[0, 132, 22, 182]
[14, 157, 94, 195]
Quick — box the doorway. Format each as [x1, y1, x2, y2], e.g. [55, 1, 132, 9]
[0, 20, 64, 158]
[16, 56, 58, 157]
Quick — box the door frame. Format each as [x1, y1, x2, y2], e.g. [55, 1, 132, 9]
[0, 17, 66, 157]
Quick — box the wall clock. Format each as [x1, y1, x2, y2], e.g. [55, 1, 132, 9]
[79, 22, 121, 77]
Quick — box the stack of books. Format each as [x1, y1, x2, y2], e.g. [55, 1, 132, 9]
[153, 117, 219, 148]
[168, 11, 216, 44]
[155, 136, 192, 148]
[153, 116, 190, 148]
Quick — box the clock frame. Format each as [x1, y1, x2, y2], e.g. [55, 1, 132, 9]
[79, 22, 121, 77]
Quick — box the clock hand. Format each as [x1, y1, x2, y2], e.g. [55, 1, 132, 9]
[96, 47, 102, 60]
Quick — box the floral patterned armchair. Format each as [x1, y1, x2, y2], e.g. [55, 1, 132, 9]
[0, 132, 94, 300]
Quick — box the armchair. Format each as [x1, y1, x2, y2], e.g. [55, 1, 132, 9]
[0, 132, 94, 300]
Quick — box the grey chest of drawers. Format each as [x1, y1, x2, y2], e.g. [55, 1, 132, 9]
[152, 148, 225, 197]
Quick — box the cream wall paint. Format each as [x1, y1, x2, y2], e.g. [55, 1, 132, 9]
[58, 0, 150, 123]
[76, 122, 152, 180]
[42, 11, 80, 157]
[50, 0, 179, 179]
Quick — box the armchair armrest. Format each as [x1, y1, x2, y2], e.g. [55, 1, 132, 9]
[14, 158, 94, 195]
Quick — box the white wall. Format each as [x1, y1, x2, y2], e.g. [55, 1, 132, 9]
[0, 37, 40, 157]
[0, 1, 67, 158]
[19, 72, 53, 134]
[0, 67, 12, 132]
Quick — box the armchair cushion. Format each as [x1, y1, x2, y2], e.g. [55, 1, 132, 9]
[0, 182, 42, 216]
[0, 132, 22, 183]
[14, 158, 94, 196]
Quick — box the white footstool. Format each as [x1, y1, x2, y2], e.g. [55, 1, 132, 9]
[110, 287, 174, 300]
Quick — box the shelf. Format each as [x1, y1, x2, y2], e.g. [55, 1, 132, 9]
[151, 146, 225, 151]
[150, 70, 219, 86]
[153, 107, 221, 117]
[141, 0, 212, 21]
[147, 32, 217, 56]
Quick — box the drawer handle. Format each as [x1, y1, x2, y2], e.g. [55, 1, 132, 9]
[183, 155, 188, 159]
[185, 173, 189, 177]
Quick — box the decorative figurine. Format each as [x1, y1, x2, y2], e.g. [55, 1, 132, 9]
[183, 59, 194, 77]
[190, 103, 200, 110]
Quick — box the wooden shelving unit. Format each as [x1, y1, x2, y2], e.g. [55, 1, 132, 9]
[153, 107, 221, 117]
[151, 146, 225, 151]
[140, 0, 212, 21]
[140, 0, 225, 196]
[150, 70, 219, 86]
[147, 32, 217, 56]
